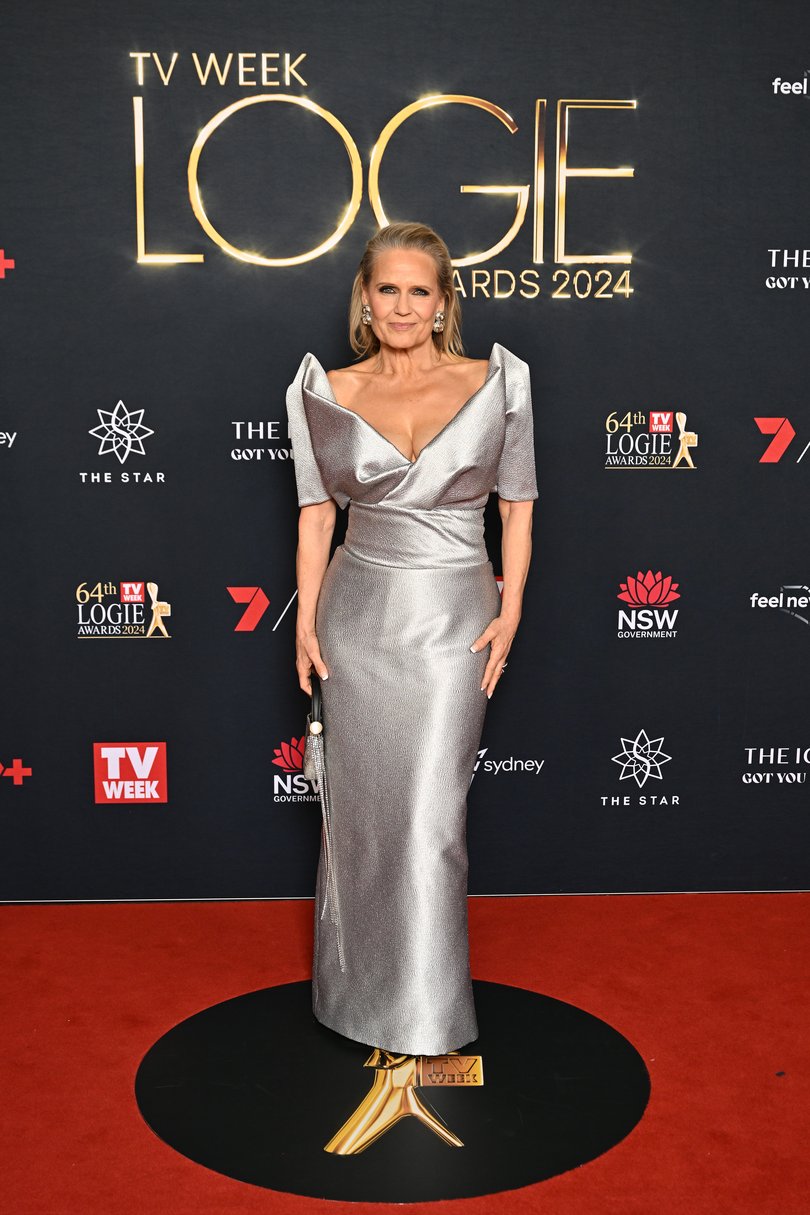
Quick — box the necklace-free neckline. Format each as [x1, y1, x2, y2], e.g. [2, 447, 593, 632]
[305, 342, 501, 465]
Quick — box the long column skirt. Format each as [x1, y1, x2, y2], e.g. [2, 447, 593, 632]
[312, 543, 502, 1056]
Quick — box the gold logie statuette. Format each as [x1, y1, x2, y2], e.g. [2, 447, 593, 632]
[323, 1049, 484, 1156]
[145, 581, 171, 638]
[672, 410, 698, 470]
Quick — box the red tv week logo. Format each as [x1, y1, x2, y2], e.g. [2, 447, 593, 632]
[93, 742, 168, 803]
[120, 581, 145, 603]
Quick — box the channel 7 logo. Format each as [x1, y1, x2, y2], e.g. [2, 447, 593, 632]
[754, 417, 810, 463]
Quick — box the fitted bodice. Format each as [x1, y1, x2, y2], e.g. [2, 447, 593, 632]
[286, 340, 538, 567]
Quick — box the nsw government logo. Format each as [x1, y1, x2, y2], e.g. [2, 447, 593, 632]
[76, 580, 172, 638]
[93, 743, 168, 804]
[617, 570, 680, 639]
[604, 409, 697, 469]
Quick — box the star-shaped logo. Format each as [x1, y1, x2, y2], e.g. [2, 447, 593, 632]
[611, 728, 671, 787]
[89, 400, 154, 464]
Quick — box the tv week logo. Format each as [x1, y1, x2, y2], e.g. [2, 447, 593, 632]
[93, 743, 168, 803]
[121, 581, 145, 602]
[649, 411, 673, 433]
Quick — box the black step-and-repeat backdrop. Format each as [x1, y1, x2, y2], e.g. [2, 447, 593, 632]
[2, 0, 809, 901]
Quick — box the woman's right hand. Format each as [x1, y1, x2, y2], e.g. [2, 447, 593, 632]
[296, 628, 330, 695]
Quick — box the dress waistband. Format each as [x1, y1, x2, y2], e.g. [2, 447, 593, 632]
[343, 501, 488, 568]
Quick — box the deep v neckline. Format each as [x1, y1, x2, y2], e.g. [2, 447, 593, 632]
[306, 342, 501, 466]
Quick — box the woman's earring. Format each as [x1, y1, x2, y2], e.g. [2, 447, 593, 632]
[361, 303, 372, 326]
[433, 309, 445, 333]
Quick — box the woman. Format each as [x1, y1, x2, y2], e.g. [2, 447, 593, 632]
[286, 221, 537, 1063]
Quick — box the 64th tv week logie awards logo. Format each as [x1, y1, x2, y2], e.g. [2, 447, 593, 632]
[76, 580, 172, 638]
[604, 409, 698, 469]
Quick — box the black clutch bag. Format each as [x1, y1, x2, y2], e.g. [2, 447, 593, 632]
[303, 670, 324, 791]
[302, 669, 345, 970]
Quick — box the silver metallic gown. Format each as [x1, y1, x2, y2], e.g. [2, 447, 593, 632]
[285, 340, 538, 1055]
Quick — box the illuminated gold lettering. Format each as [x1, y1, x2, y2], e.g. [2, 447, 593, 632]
[286, 53, 307, 87]
[470, 268, 492, 296]
[368, 94, 528, 266]
[519, 268, 541, 298]
[129, 88, 637, 270]
[452, 272, 468, 297]
[532, 99, 547, 263]
[132, 97, 204, 264]
[238, 53, 257, 86]
[555, 99, 636, 264]
[129, 53, 150, 87]
[187, 95, 362, 266]
[152, 52, 179, 87]
[494, 269, 516, 298]
[261, 53, 280, 86]
[192, 52, 234, 86]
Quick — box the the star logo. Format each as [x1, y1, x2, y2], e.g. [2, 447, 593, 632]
[611, 729, 671, 787]
[89, 400, 154, 463]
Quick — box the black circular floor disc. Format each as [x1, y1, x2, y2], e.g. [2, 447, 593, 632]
[135, 979, 650, 1202]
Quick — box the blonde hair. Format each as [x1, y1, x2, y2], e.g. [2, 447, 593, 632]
[348, 222, 465, 359]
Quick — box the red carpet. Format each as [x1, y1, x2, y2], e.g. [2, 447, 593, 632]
[1, 893, 807, 1214]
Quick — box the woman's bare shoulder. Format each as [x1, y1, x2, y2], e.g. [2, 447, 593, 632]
[325, 358, 376, 393]
[449, 354, 490, 392]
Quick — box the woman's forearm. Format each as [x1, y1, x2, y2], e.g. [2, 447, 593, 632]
[295, 501, 337, 634]
[498, 500, 534, 623]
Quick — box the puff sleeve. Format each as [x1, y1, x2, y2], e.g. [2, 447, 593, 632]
[285, 353, 332, 507]
[495, 350, 539, 501]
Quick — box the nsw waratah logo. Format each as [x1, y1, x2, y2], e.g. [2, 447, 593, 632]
[617, 569, 680, 639]
[271, 733, 319, 803]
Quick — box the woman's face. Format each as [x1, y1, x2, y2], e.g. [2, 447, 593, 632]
[363, 249, 445, 348]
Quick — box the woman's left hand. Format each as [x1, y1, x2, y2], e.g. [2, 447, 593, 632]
[470, 612, 520, 698]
